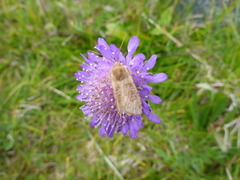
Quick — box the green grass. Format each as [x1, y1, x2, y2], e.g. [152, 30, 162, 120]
[0, 0, 240, 179]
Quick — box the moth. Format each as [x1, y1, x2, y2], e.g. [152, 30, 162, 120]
[110, 62, 142, 115]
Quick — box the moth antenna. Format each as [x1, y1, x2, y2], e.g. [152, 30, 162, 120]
[119, 35, 126, 53]
[115, 35, 127, 64]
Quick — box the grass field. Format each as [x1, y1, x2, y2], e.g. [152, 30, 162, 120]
[0, 0, 240, 179]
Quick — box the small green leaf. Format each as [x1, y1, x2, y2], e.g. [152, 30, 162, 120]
[209, 92, 229, 123]
[159, 7, 173, 27]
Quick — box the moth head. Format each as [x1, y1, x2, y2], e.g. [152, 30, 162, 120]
[111, 63, 129, 81]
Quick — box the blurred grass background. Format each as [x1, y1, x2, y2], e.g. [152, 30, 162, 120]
[0, 0, 240, 179]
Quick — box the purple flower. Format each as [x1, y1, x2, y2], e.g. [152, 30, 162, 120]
[75, 36, 167, 138]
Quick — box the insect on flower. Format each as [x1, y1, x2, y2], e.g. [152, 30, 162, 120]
[75, 36, 167, 138]
[110, 62, 142, 116]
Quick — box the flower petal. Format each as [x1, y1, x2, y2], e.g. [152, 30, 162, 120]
[127, 36, 140, 53]
[144, 55, 157, 70]
[110, 44, 118, 52]
[147, 113, 161, 123]
[141, 100, 151, 116]
[99, 126, 106, 136]
[146, 73, 168, 83]
[129, 53, 145, 66]
[98, 38, 109, 49]
[80, 105, 92, 115]
[81, 54, 93, 64]
[141, 85, 153, 92]
[147, 94, 162, 104]
[121, 122, 129, 135]
[139, 88, 149, 97]
[90, 116, 100, 127]
[107, 125, 115, 138]
[129, 126, 138, 138]
[99, 45, 114, 60]
[126, 36, 140, 61]
[79, 64, 91, 71]
[130, 120, 139, 131]
[74, 71, 89, 81]
[87, 52, 101, 63]
[118, 52, 127, 64]
[139, 85, 153, 97]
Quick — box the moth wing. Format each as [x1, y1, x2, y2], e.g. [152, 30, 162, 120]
[120, 82, 142, 115]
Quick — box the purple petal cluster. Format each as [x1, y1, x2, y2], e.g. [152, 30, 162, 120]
[75, 36, 167, 138]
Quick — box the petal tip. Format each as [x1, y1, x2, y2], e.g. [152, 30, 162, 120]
[148, 113, 162, 123]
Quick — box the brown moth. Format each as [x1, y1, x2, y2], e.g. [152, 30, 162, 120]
[110, 62, 142, 115]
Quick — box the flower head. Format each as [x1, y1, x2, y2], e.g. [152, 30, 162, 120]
[75, 36, 167, 138]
